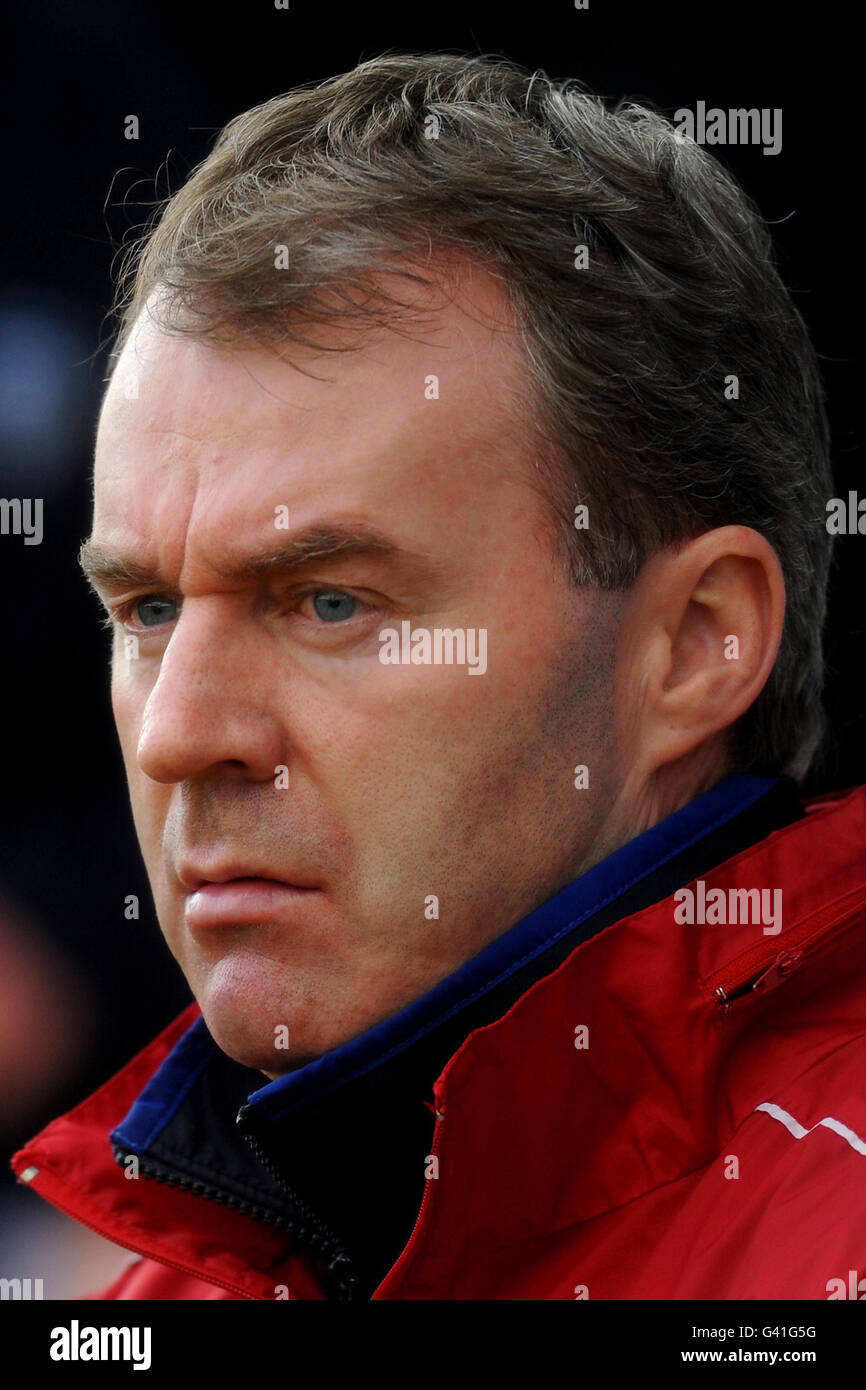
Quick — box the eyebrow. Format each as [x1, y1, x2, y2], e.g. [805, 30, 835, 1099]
[78, 523, 442, 593]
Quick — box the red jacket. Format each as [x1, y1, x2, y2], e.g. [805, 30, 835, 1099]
[12, 782, 866, 1299]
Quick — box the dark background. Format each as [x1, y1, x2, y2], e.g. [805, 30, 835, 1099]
[1, 0, 860, 1285]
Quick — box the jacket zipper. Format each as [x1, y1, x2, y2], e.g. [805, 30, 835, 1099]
[235, 1107, 358, 1301]
[708, 884, 866, 1011]
[111, 1146, 298, 1232]
[111, 1129, 357, 1301]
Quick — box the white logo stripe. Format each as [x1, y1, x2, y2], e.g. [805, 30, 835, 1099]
[755, 1101, 866, 1155]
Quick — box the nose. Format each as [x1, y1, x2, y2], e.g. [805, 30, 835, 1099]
[135, 599, 286, 785]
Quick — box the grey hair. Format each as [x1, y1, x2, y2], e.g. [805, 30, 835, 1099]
[110, 51, 834, 780]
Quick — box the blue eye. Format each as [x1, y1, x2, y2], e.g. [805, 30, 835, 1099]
[136, 596, 178, 627]
[312, 591, 359, 623]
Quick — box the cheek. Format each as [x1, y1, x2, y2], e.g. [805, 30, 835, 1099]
[313, 670, 517, 854]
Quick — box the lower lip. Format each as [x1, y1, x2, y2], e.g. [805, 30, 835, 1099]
[185, 879, 322, 929]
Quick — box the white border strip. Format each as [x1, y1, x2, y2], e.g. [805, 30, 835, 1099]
[756, 1101, 866, 1156]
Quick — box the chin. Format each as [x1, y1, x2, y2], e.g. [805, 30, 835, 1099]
[201, 1008, 304, 1075]
[184, 946, 378, 1071]
[193, 975, 339, 1074]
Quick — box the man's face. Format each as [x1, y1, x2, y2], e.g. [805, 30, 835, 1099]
[90, 267, 625, 1073]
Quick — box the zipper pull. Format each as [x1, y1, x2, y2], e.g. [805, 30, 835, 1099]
[750, 948, 805, 995]
[716, 948, 805, 1011]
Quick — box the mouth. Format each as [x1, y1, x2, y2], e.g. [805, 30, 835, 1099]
[179, 866, 324, 930]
